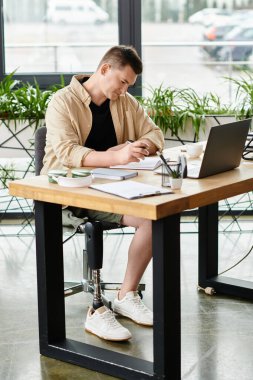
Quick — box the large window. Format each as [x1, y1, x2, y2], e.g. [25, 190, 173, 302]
[0, 0, 141, 90]
[2, 0, 253, 99]
[141, 0, 253, 103]
[3, 0, 118, 75]
[4, 0, 119, 74]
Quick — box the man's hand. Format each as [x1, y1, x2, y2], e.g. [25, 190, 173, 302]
[116, 141, 150, 164]
[138, 138, 158, 155]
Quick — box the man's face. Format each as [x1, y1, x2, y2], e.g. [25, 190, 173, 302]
[100, 63, 137, 100]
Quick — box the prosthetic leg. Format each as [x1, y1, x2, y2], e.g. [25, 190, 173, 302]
[85, 221, 104, 310]
[82, 221, 145, 310]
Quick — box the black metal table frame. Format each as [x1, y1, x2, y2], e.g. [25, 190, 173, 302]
[34, 199, 253, 380]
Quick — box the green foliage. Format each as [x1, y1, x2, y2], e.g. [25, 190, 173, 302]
[170, 166, 182, 179]
[0, 71, 20, 95]
[0, 71, 65, 124]
[177, 88, 233, 139]
[137, 84, 182, 135]
[224, 71, 253, 119]
[0, 163, 17, 188]
[139, 83, 237, 140]
[0, 71, 21, 117]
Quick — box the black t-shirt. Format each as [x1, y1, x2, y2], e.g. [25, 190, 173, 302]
[85, 98, 117, 151]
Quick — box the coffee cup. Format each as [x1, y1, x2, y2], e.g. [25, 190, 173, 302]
[186, 144, 203, 158]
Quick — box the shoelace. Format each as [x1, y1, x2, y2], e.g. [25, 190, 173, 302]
[130, 296, 151, 314]
[100, 309, 122, 328]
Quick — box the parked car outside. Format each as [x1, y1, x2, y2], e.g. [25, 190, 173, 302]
[202, 21, 239, 57]
[229, 9, 253, 24]
[188, 8, 232, 27]
[47, 0, 109, 24]
[216, 24, 253, 62]
[201, 9, 253, 59]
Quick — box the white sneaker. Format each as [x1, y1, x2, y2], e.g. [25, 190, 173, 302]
[84, 305, 132, 341]
[114, 291, 153, 326]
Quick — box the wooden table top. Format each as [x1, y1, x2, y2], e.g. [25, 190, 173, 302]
[8, 158, 253, 220]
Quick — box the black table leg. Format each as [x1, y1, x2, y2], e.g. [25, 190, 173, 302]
[198, 203, 219, 284]
[34, 200, 66, 350]
[153, 213, 181, 380]
[199, 203, 253, 299]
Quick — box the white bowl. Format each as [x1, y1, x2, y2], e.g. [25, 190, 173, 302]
[48, 169, 68, 183]
[71, 169, 91, 178]
[54, 175, 92, 188]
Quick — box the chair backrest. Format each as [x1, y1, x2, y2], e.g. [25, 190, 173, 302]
[34, 126, 47, 175]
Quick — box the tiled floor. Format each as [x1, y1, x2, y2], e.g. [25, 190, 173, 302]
[1, 216, 253, 380]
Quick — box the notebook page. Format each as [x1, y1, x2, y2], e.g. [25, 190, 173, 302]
[110, 156, 162, 170]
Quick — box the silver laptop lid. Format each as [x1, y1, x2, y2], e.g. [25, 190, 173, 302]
[198, 118, 251, 178]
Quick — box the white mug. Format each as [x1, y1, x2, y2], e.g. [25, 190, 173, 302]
[187, 144, 203, 158]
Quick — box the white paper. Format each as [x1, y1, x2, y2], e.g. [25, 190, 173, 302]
[110, 156, 163, 170]
[91, 168, 138, 180]
[90, 180, 173, 199]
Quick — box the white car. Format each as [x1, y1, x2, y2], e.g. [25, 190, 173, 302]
[47, 0, 109, 24]
[188, 8, 232, 27]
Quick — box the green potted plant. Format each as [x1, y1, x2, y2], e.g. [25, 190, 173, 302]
[138, 83, 237, 147]
[169, 166, 183, 190]
[177, 87, 234, 140]
[161, 161, 183, 189]
[0, 71, 64, 124]
[170, 166, 182, 179]
[137, 84, 187, 144]
[137, 84, 182, 136]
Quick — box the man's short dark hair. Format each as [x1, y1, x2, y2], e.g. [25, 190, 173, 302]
[97, 45, 143, 75]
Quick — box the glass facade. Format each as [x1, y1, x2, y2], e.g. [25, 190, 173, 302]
[1, 0, 253, 98]
[3, 0, 118, 74]
[141, 0, 253, 102]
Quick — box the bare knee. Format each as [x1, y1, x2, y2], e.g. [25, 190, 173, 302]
[140, 218, 152, 233]
[121, 215, 151, 231]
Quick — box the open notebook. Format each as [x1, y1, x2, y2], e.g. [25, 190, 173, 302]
[110, 156, 168, 171]
[89, 180, 172, 199]
[91, 168, 138, 180]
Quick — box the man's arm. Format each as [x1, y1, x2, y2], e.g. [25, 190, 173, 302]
[107, 142, 129, 151]
[82, 140, 150, 167]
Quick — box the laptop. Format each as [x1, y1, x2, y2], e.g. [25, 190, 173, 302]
[187, 118, 251, 179]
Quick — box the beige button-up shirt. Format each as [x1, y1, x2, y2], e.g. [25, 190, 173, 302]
[41, 74, 164, 174]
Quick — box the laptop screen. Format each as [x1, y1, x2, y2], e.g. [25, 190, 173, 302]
[198, 118, 251, 178]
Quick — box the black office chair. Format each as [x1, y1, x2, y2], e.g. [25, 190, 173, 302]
[34, 126, 144, 309]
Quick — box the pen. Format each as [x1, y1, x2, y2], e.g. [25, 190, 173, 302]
[156, 151, 173, 175]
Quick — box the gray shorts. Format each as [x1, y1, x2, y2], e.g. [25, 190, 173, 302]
[68, 206, 123, 225]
